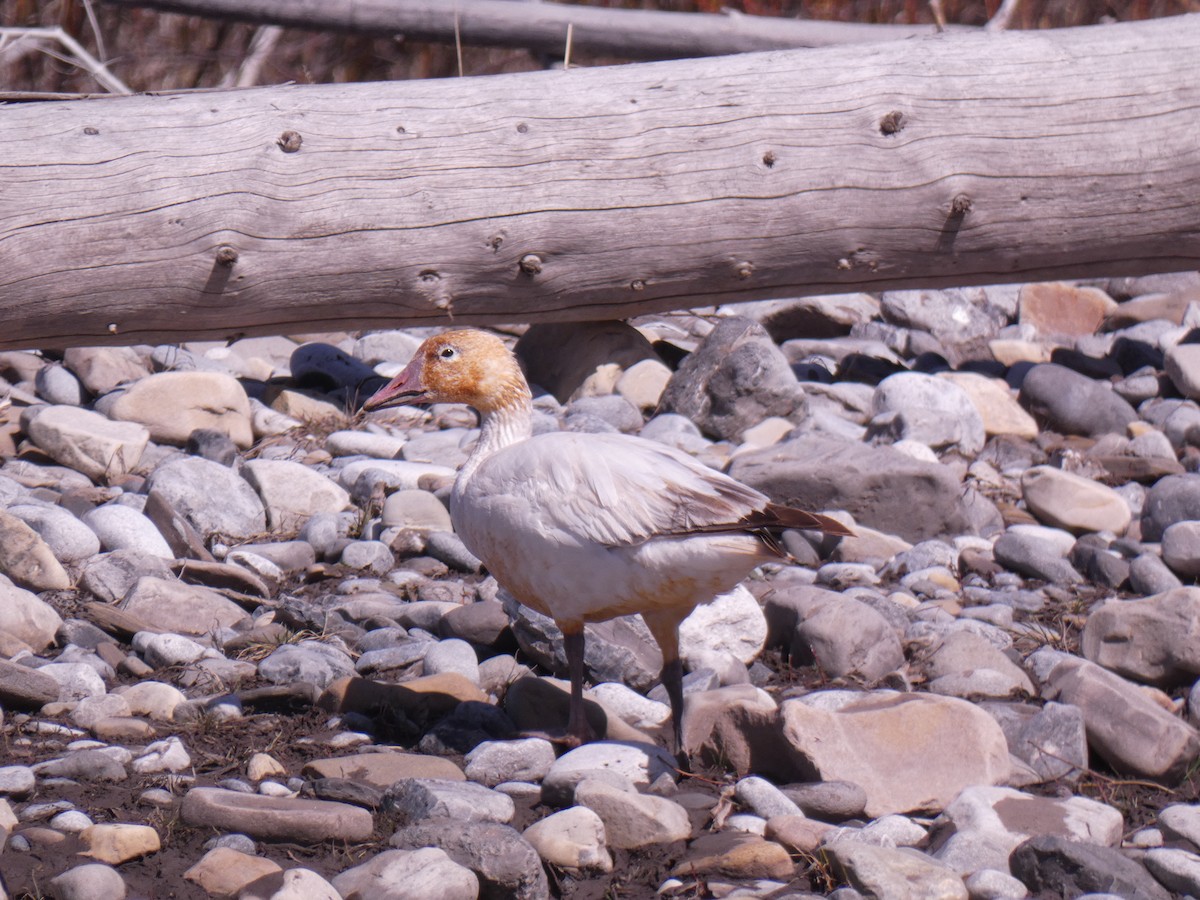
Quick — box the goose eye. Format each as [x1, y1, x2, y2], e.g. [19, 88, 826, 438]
[439, 346, 457, 360]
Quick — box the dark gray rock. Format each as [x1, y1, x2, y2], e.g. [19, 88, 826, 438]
[729, 434, 969, 542]
[980, 701, 1087, 782]
[992, 532, 1085, 584]
[1128, 553, 1184, 595]
[390, 821, 548, 900]
[1009, 835, 1171, 900]
[290, 342, 380, 392]
[1018, 364, 1137, 437]
[184, 428, 239, 467]
[439, 601, 512, 650]
[1069, 541, 1131, 589]
[880, 287, 1010, 347]
[424, 531, 482, 574]
[0, 657, 61, 708]
[35, 749, 127, 782]
[1141, 474, 1200, 541]
[308, 777, 384, 810]
[793, 598, 904, 682]
[660, 317, 807, 442]
[565, 395, 643, 433]
[144, 456, 265, 540]
[781, 780, 868, 822]
[503, 594, 660, 691]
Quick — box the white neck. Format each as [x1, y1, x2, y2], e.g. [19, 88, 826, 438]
[455, 394, 534, 488]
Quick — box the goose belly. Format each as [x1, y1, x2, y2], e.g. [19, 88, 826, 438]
[463, 525, 770, 627]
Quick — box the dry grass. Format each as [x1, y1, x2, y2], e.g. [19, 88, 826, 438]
[3, 0, 1196, 95]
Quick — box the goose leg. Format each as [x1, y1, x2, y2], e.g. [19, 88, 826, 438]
[563, 627, 593, 746]
[644, 612, 687, 763]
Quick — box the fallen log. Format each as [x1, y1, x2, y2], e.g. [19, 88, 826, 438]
[1, 14, 1199, 349]
[99, 0, 961, 59]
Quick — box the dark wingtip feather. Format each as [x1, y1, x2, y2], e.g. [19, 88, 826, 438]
[763, 503, 855, 537]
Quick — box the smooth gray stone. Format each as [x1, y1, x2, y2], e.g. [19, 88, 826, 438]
[660, 316, 808, 442]
[390, 821, 548, 900]
[730, 433, 969, 542]
[1009, 835, 1170, 900]
[1018, 363, 1137, 437]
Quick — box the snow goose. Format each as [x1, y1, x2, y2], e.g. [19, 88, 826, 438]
[364, 329, 850, 756]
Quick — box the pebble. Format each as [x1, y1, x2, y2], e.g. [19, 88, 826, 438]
[48, 864, 128, 900]
[523, 805, 613, 872]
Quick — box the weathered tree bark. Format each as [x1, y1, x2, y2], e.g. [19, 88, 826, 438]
[2, 14, 1199, 350]
[99, 0, 961, 60]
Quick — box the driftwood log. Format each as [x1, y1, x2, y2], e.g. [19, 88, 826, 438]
[1, 14, 1199, 350]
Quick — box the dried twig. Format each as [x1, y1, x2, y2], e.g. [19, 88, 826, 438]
[986, 0, 1024, 32]
[219, 24, 283, 88]
[0, 26, 131, 93]
[454, 9, 464, 77]
[929, 0, 946, 32]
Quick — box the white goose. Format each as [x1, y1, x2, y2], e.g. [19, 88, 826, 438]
[364, 329, 850, 756]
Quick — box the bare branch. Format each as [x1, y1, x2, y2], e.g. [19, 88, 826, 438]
[97, 0, 967, 60]
[0, 26, 131, 94]
[986, 0, 1023, 32]
[219, 24, 283, 88]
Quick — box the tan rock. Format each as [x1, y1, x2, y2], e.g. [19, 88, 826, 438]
[26, 406, 149, 482]
[940, 372, 1039, 439]
[302, 751, 464, 788]
[765, 815, 834, 854]
[0, 798, 18, 842]
[121, 577, 251, 635]
[79, 823, 160, 864]
[1165, 343, 1200, 401]
[517, 321, 660, 404]
[825, 842, 967, 900]
[239, 868, 341, 900]
[832, 526, 913, 565]
[91, 717, 157, 742]
[242, 459, 351, 532]
[988, 339, 1053, 367]
[616, 359, 673, 411]
[1019, 282, 1117, 338]
[63, 346, 150, 394]
[0, 573, 64, 650]
[1021, 466, 1131, 535]
[523, 806, 613, 872]
[184, 847, 282, 899]
[115, 681, 187, 721]
[0, 512, 71, 591]
[248, 752, 287, 782]
[669, 832, 795, 880]
[267, 389, 348, 429]
[1081, 588, 1200, 687]
[180, 787, 373, 842]
[105, 371, 253, 448]
[781, 692, 1012, 817]
[682, 685, 797, 781]
[574, 779, 692, 850]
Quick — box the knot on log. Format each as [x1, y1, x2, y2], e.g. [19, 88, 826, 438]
[277, 130, 303, 152]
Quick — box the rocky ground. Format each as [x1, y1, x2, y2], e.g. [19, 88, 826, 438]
[3, 274, 1200, 899]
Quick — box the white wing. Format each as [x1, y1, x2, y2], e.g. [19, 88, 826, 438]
[460, 431, 773, 549]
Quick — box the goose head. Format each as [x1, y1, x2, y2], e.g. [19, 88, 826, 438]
[363, 329, 530, 415]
